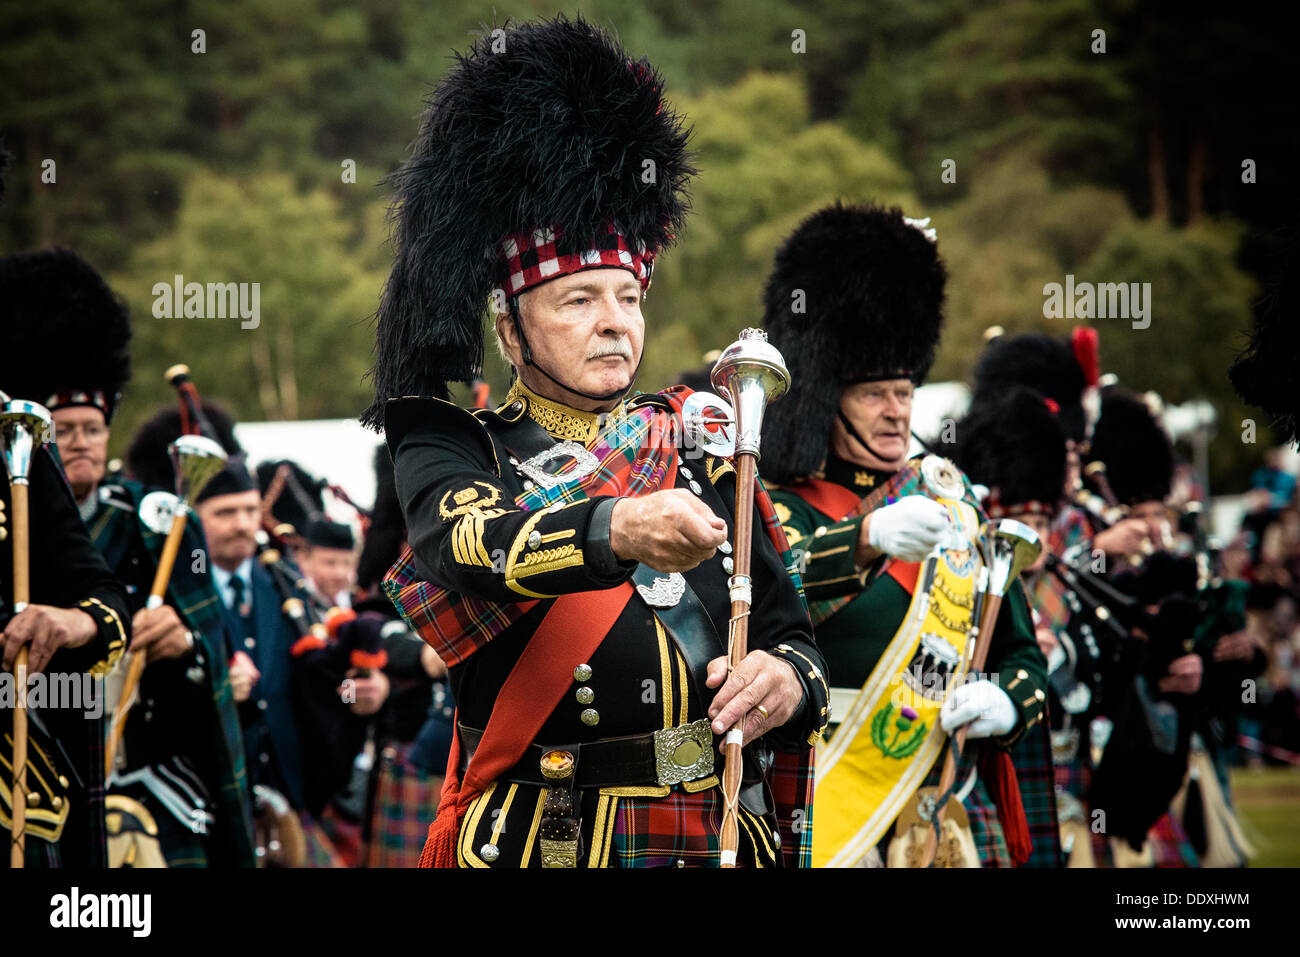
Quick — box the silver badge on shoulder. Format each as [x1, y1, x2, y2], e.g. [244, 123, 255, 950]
[516, 441, 601, 490]
[636, 572, 686, 609]
[681, 391, 736, 458]
[920, 455, 965, 501]
[138, 490, 181, 535]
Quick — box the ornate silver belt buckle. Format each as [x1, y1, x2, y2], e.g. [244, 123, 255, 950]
[636, 572, 685, 609]
[517, 441, 600, 490]
[653, 719, 715, 787]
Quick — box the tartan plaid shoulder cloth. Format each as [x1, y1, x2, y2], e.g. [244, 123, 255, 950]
[382, 386, 818, 867]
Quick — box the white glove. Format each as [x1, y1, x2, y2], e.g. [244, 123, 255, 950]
[867, 495, 950, 562]
[939, 679, 1017, 738]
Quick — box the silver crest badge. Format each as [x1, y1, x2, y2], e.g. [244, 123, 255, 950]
[636, 572, 686, 609]
[681, 391, 736, 458]
[920, 455, 966, 501]
[517, 441, 601, 490]
[138, 490, 181, 535]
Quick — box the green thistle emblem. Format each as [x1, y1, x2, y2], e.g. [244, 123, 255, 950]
[871, 702, 927, 759]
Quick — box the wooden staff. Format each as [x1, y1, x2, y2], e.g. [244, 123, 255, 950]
[2, 399, 54, 868]
[920, 519, 1040, 867]
[709, 329, 789, 868]
[104, 434, 227, 777]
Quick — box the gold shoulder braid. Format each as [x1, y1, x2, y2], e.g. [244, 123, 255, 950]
[505, 380, 627, 445]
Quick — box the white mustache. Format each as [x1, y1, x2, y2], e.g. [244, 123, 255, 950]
[588, 339, 633, 361]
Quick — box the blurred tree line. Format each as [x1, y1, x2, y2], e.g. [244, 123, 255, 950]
[1, 0, 1294, 489]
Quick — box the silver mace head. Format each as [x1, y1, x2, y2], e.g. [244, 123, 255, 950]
[982, 518, 1043, 597]
[168, 434, 228, 509]
[710, 328, 790, 458]
[0, 400, 55, 486]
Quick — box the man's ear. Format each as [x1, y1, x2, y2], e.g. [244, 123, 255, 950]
[495, 311, 522, 368]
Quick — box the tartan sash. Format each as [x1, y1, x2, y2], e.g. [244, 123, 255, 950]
[384, 390, 683, 667]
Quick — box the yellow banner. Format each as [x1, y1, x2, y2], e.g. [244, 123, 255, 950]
[812, 499, 982, 868]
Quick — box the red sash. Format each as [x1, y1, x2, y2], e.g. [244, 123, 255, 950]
[421, 583, 634, 867]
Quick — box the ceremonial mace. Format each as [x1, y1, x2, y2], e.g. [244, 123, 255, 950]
[1, 398, 54, 868]
[104, 433, 227, 776]
[709, 328, 790, 868]
[920, 518, 1040, 868]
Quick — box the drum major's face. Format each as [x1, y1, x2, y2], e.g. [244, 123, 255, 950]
[502, 268, 645, 411]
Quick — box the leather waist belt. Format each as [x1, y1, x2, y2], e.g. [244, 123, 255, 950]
[458, 719, 717, 790]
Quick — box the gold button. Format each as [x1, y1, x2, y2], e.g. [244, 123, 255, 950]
[1017, 670, 1028, 680]
[580, 708, 600, 727]
[814, 526, 827, 537]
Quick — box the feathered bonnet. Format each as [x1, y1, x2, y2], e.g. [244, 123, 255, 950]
[362, 15, 695, 428]
[759, 202, 946, 484]
[0, 248, 132, 422]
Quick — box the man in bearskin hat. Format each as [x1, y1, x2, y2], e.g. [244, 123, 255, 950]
[365, 15, 828, 868]
[0, 249, 132, 867]
[0, 251, 255, 867]
[758, 202, 1048, 868]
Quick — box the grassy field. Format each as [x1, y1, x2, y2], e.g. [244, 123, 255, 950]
[1231, 766, 1300, 867]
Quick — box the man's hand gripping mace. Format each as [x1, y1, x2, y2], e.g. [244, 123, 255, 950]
[104, 433, 227, 777]
[709, 329, 790, 868]
[1, 398, 54, 868]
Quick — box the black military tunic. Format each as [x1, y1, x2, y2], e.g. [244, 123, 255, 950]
[386, 383, 829, 866]
[1, 446, 128, 868]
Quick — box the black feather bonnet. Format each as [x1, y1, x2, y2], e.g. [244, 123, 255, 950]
[952, 386, 1067, 517]
[0, 248, 132, 422]
[759, 202, 946, 484]
[1087, 387, 1175, 507]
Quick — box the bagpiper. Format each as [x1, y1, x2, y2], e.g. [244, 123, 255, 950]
[365, 14, 828, 868]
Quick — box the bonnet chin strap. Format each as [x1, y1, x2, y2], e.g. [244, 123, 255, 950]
[837, 408, 897, 465]
[509, 297, 640, 405]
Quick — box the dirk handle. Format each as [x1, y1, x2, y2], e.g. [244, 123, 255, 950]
[104, 509, 189, 778]
[9, 482, 29, 868]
